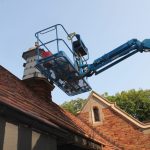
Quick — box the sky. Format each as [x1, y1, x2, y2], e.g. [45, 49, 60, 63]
[0, 0, 150, 104]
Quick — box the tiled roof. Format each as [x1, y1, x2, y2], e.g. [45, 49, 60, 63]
[0, 65, 87, 132]
[0, 65, 109, 148]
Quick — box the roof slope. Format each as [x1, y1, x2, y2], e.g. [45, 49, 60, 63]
[0, 66, 120, 149]
[0, 65, 81, 132]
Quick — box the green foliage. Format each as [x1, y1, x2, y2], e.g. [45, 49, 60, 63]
[61, 89, 150, 122]
[105, 89, 150, 122]
[61, 98, 87, 115]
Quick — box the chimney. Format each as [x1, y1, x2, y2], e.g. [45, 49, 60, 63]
[22, 46, 54, 101]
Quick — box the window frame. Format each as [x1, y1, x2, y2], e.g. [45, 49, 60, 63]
[92, 106, 101, 122]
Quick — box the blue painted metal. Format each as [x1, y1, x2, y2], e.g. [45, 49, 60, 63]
[84, 39, 150, 77]
[35, 24, 150, 96]
[35, 24, 91, 95]
[36, 51, 91, 96]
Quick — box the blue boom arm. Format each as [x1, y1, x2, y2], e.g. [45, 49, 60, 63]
[35, 24, 150, 96]
[81, 39, 150, 78]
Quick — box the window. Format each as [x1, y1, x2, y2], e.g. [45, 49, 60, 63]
[93, 107, 100, 122]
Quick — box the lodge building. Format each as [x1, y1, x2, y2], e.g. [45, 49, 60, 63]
[0, 47, 149, 150]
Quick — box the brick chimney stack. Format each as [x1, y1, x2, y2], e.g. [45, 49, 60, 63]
[22, 46, 54, 101]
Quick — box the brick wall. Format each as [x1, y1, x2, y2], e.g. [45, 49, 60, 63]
[23, 78, 54, 101]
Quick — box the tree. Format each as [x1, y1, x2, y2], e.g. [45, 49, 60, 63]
[105, 89, 150, 122]
[61, 98, 87, 115]
[61, 89, 150, 122]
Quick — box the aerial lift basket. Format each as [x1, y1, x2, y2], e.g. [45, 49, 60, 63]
[35, 24, 91, 96]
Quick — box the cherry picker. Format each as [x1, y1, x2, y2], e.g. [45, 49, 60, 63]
[35, 24, 150, 96]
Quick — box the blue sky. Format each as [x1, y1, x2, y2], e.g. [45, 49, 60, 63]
[0, 0, 150, 104]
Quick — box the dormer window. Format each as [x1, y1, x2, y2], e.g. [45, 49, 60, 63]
[93, 107, 100, 122]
